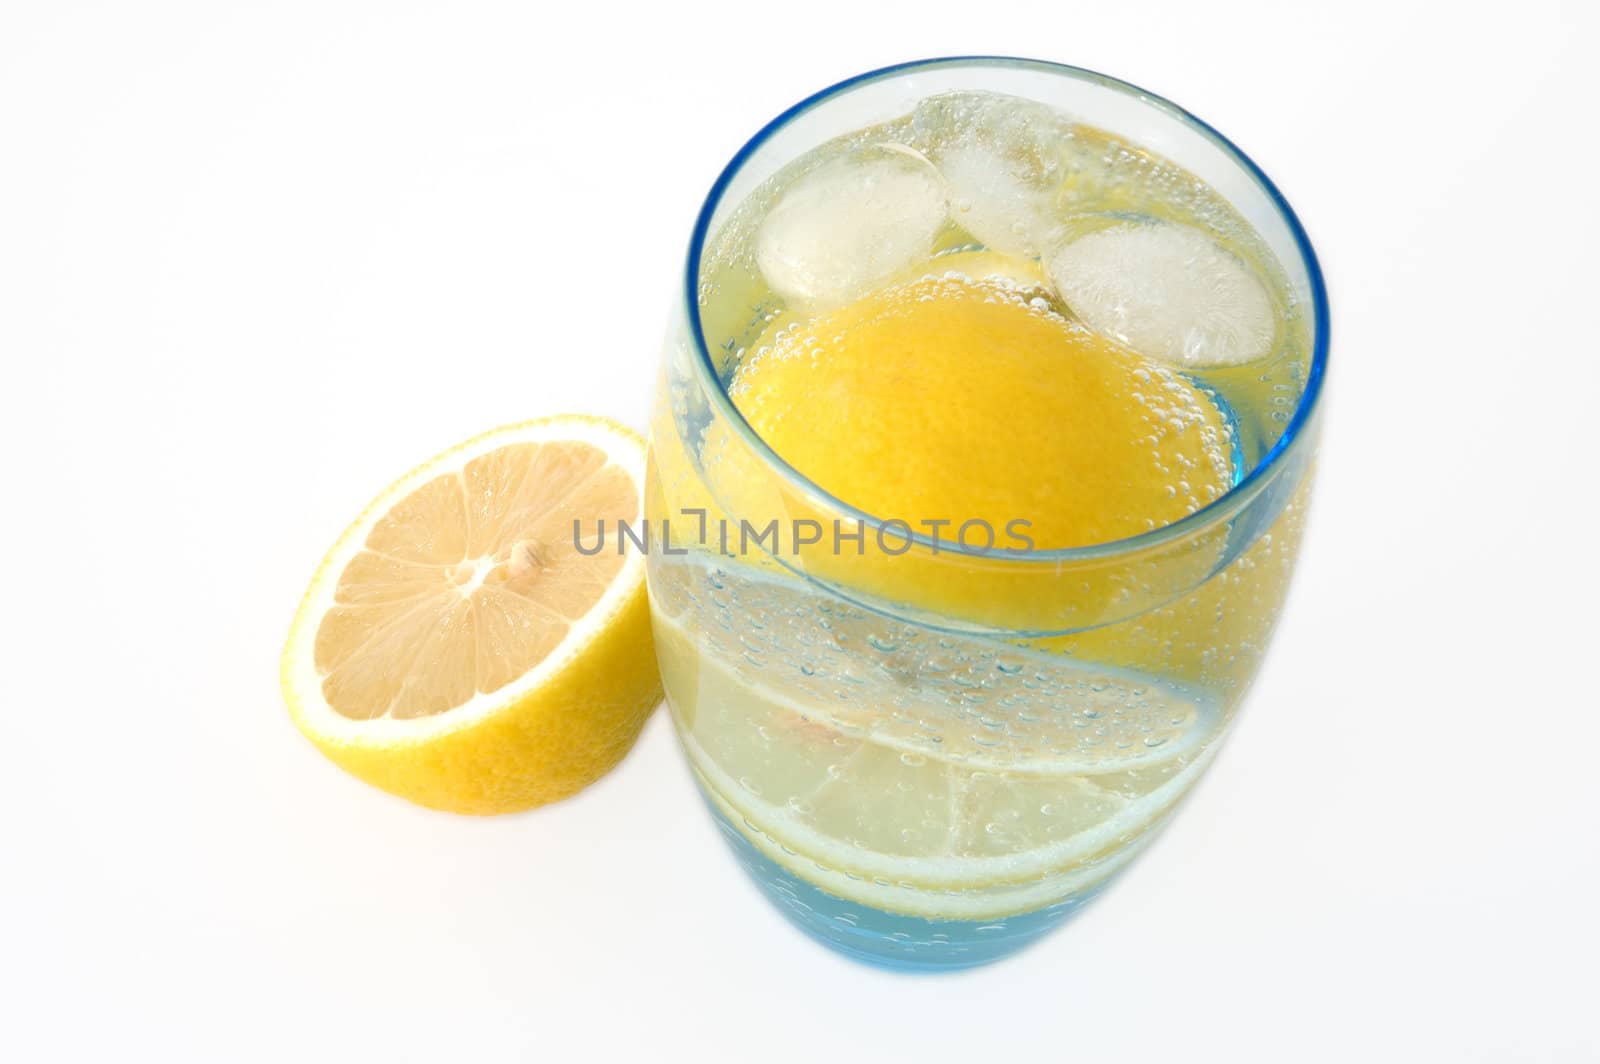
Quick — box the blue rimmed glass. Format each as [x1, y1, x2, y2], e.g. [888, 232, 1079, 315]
[647, 57, 1327, 971]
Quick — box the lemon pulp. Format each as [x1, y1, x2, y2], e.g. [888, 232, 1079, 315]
[313, 439, 635, 719]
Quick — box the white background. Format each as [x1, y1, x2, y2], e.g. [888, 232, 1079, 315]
[2, 2, 1596, 1061]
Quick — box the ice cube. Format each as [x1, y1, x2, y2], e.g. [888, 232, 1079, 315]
[755, 144, 947, 307]
[936, 143, 1061, 259]
[1046, 222, 1276, 366]
[914, 91, 1070, 258]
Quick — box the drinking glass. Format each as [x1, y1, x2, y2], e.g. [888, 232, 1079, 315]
[645, 57, 1327, 970]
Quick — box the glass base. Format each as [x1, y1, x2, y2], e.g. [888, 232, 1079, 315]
[706, 798, 1114, 972]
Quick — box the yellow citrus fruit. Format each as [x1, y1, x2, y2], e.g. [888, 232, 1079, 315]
[281, 416, 661, 815]
[731, 270, 1234, 550]
[673, 263, 1235, 631]
[651, 553, 1221, 919]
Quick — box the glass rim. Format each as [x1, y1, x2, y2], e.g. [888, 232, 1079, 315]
[682, 55, 1329, 564]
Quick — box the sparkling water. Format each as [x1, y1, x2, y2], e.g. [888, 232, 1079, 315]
[648, 79, 1318, 969]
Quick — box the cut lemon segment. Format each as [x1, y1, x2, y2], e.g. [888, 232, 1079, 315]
[282, 416, 662, 815]
[650, 554, 1222, 919]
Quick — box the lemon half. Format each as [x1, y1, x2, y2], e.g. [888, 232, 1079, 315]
[281, 416, 661, 815]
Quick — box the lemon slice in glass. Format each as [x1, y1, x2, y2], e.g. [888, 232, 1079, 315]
[652, 555, 1221, 920]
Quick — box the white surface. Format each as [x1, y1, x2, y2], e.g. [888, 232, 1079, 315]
[2, 3, 1596, 1061]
